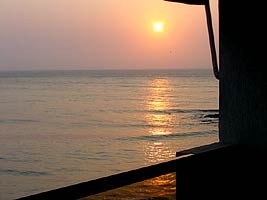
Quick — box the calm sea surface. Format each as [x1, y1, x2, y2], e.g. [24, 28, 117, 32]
[0, 69, 219, 200]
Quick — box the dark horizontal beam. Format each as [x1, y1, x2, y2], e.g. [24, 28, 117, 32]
[16, 143, 232, 200]
[19, 143, 267, 199]
[164, 0, 208, 5]
[176, 142, 229, 157]
[16, 158, 180, 200]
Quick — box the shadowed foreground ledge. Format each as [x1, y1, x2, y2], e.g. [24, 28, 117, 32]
[16, 143, 267, 199]
[175, 144, 267, 198]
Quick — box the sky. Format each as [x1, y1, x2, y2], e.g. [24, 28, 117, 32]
[0, 0, 218, 71]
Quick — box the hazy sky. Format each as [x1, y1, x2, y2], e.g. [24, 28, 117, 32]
[0, 0, 218, 70]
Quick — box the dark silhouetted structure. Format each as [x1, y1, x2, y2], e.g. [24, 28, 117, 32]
[219, 1, 267, 149]
[167, 0, 267, 199]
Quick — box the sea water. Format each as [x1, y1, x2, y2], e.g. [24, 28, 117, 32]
[0, 69, 219, 200]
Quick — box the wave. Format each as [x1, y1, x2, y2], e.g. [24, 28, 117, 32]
[0, 119, 39, 124]
[151, 109, 218, 114]
[118, 130, 217, 142]
[0, 169, 51, 177]
[108, 108, 218, 115]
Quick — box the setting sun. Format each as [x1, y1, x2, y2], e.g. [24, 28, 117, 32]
[153, 22, 164, 32]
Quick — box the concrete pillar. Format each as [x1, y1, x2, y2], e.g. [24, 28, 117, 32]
[219, 0, 267, 149]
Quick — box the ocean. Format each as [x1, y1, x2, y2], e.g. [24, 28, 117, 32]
[0, 69, 219, 200]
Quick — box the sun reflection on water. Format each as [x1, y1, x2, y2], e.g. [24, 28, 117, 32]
[146, 78, 175, 136]
[81, 173, 176, 200]
[145, 141, 173, 163]
[144, 78, 177, 164]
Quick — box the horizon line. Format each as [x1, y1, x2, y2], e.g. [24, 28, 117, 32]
[0, 67, 211, 72]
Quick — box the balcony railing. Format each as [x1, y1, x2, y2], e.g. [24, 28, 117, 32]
[16, 142, 239, 200]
